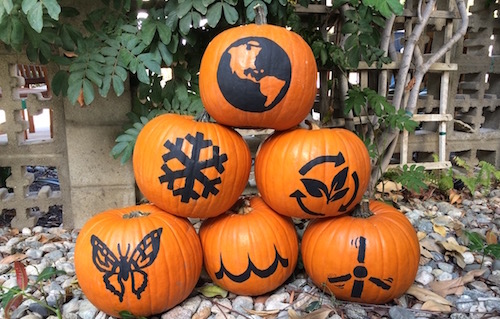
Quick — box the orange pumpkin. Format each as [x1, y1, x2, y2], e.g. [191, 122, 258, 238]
[301, 200, 420, 304]
[255, 124, 371, 218]
[199, 23, 317, 130]
[74, 204, 203, 317]
[133, 113, 251, 218]
[199, 196, 299, 296]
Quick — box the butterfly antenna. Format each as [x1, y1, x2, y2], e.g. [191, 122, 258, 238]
[117, 243, 131, 258]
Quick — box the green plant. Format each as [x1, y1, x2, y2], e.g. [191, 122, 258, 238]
[383, 164, 429, 194]
[1, 262, 65, 319]
[454, 156, 500, 194]
[465, 230, 500, 266]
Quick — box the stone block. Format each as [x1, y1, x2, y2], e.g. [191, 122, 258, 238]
[70, 185, 136, 228]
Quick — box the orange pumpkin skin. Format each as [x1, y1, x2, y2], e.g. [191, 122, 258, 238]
[301, 200, 420, 304]
[199, 197, 299, 296]
[255, 127, 370, 218]
[74, 204, 203, 317]
[133, 113, 251, 218]
[199, 24, 317, 130]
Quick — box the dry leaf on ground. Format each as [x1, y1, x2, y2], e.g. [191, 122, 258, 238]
[406, 285, 453, 306]
[421, 300, 452, 312]
[0, 253, 27, 264]
[245, 308, 280, 316]
[428, 268, 486, 298]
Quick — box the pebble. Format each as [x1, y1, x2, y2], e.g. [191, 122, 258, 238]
[1, 188, 500, 318]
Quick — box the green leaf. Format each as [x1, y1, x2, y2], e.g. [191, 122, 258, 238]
[82, 79, 95, 105]
[140, 20, 156, 45]
[193, 0, 208, 14]
[466, 231, 485, 252]
[112, 74, 125, 96]
[27, 2, 43, 33]
[99, 74, 112, 97]
[158, 42, 173, 66]
[177, 0, 193, 18]
[136, 62, 149, 84]
[86, 69, 103, 87]
[202, 0, 216, 6]
[386, 0, 403, 15]
[484, 244, 500, 259]
[157, 23, 171, 44]
[222, 3, 238, 25]
[341, 22, 358, 35]
[36, 266, 65, 283]
[197, 284, 228, 298]
[10, 17, 24, 44]
[51, 70, 69, 96]
[68, 80, 83, 105]
[21, 0, 37, 14]
[43, 0, 61, 20]
[114, 65, 128, 81]
[206, 2, 222, 28]
[179, 12, 192, 35]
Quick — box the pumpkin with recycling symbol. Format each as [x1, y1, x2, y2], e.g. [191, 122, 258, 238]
[301, 200, 420, 304]
[74, 204, 203, 317]
[133, 113, 251, 218]
[199, 14, 317, 130]
[199, 196, 299, 296]
[255, 122, 370, 218]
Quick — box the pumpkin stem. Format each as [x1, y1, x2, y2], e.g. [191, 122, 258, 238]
[254, 3, 267, 25]
[351, 199, 373, 218]
[123, 211, 151, 219]
[231, 197, 254, 215]
[300, 117, 321, 130]
[195, 109, 213, 122]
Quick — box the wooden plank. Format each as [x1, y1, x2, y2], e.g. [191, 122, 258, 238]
[355, 61, 457, 71]
[389, 161, 452, 170]
[412, 114, 453, 121]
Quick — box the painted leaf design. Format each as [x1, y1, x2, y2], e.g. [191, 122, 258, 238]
[330, 167, 348, 191]
[301, 178, 329, 198]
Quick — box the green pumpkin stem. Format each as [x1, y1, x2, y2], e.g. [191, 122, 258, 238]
[351, 199, 373, 218]
[123, 211, 151, 219]
[254, 3, 267, 25]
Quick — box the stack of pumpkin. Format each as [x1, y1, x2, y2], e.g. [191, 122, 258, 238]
[74, 17, 420, 318]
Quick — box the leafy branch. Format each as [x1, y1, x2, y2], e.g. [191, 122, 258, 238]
[1, 262, 65, 319]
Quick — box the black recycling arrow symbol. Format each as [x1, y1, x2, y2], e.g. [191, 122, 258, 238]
[289, 190, 325, 216]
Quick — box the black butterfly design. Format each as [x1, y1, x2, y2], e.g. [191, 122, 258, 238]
[90, 228, 163, 302]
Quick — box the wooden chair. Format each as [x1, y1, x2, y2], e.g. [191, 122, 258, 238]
[16, 64, 53, 138]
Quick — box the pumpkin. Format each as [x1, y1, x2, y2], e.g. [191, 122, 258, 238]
[301, 200, 420, 304]
[74, 204, 203, 317]
[199, 196, 299, 296]
[199, 13, 317, 130]
[255, 123, 371, 218]
[133, 113, 251, 218]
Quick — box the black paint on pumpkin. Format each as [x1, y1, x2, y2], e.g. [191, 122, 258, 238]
[289, 152, 360, 215]
[327, 236, 393, 298]
[215, 245, 289, 283]
[158, 132, 228, 203]
[91, 228, 163, 302]
[216, 37, 291, 113]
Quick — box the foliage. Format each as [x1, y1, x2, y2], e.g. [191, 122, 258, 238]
[386, 164, 429, 193]
[0, 262, 65, 319]
[453, 157, 500, 195]
[465, 230, 500, 261]
[0, 0, 410, 165]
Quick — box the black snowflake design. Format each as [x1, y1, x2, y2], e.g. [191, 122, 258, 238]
[158, 132, 228, 203]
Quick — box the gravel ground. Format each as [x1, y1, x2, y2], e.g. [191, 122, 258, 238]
[1, 187, 500, 319]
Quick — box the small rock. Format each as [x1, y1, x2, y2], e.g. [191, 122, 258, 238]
[415, 270, 434, 285]
[181, 295, 202, 314]
[0, 263, 11, 275]
[450, 313, 469, 319]
[21, 228, 32, 236]
[265, 292, 290, 311]
[343, 303, 367, 319]
[469, 280, 489, 292]
[437, 272, 453, 281]
[29, 302, 51, 317]
[45, 249, 64, 261]
[25, 248, 43, 259]
[161, 305, 192, 319]
[32, 226, 44, 233]
[62, 297, 80, 315]
[193, 306, 211, 319]
[232, 296, 253, 314]
[462, 252, 475, 265]
[78, 299, 98, 319]
[437, 262, 454, 273]
[211, 298, 232, 314]
[388, 306, 416, 319]
[456, 295, 475, 312]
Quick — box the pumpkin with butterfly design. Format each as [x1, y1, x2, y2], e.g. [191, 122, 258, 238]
[74, 204, 203, 317]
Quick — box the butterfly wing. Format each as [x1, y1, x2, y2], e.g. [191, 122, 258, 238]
[90, 235, 125, 302]
[127, 228, 163, 298]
